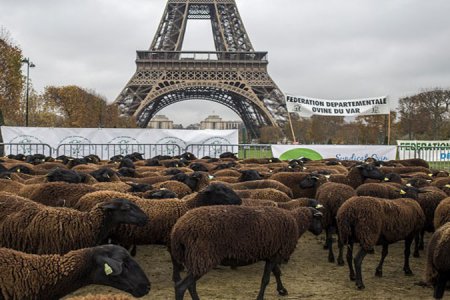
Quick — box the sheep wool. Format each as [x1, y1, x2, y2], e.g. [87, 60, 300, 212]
[425, 222, 450, 289]
[433, 198, 450, 230]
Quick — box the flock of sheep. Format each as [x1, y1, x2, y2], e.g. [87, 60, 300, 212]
[1, 151, 450, 300]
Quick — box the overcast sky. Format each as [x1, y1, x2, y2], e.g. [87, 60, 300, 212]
[1, 0, 450, 126]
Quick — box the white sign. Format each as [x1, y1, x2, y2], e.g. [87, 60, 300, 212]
[285, 95, 390, 117]
[397, 140, 450, 161]
[0, 127, 238, 159]
[272, 145, 397, 161]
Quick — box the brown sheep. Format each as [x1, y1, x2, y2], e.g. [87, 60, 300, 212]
[433, 197, 450, 230]
[0, 193, 148, 254]
[0, 245, 150, 299]
[231, 179, 293, 198]
[356, 183, 404, 199]
[170, 205, 323, 299]
[424, 222, 450, 299]
[18, 182, 100, 207]
[74, 184, 242, 248]
[401, 186, 448, 257]
[153, 181, 192, 198]
[328, 164, 385, 188]
[337, 196, 425, 290]
[316, 182, 356, 265]
[235, 188, 292, 203]
[0, 178, 24, 194]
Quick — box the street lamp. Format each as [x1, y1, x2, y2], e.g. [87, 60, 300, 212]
[21, 58, 36, 127]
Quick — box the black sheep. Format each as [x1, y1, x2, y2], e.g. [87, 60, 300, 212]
[239, 170, 262, 182]
[90, 168, 116, 182]
[47, 168, 82, 184]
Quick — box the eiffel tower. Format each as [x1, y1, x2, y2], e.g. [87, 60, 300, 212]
[114, 0, 288, 138]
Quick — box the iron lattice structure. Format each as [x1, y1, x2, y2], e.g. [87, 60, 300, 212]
[115, 0, 288, 138]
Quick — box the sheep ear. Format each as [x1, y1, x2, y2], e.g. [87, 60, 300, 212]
[98, 257, 123, 276]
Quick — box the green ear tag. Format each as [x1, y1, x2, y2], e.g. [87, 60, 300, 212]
[104, 263, 113, 276]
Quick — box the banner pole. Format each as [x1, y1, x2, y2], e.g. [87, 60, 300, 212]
[387, 111, 391, 145]
[287, 112, 297, 143]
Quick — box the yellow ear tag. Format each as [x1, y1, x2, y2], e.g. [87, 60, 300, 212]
[208, 175, 214, 180]
[400, 190, 406, 195]
[104, 263, 113, 276]
[316, 204, 324, 209]
[269, 159, 272, 163]
[406, 183, 412, 187]
[384, 178, 389, 181]
[325, 175, 331, 179]
[175, 164, 179, 167]
[445, 184, 450, 188]
[17, 169, 21, 173]
[428, 174, 433, 177]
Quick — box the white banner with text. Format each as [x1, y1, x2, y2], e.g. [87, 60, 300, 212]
[271, 145, 397, 161]
[397, 140, 450, 161]
[285, 95, 390, 117]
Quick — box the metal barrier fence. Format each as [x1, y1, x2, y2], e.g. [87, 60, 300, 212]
[56, 144, 182, 159]
[398, 145, 450, 170]
[184, 144, 273, 159]
[0, 143, 53, 157]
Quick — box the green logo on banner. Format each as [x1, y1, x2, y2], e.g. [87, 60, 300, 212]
[280, 148, 323, 161]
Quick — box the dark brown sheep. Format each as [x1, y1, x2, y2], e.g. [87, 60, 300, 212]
[0, 245, 150, 299]
[170, 205, 323, 299]
[235, 188, 292, 203]
[316, 182, 356, 265]
[269, 172, 322, 198]
[230, 179, 293, 198]
[424, 222, 450, 299]
[75, 183, 242, 247]
[433, 197, 450, 230]
[18, 182, 99, 207]
[401, 186, 447, 257]
[0, 193, 148, 254]
[328, 164, 385, 188]
[356, 183, 404, 199]
[336, 196, 425, 290]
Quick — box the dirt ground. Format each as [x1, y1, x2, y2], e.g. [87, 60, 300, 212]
[66, 233, 439, 300]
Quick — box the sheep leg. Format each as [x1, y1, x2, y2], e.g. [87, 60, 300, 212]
[170, 254, 184, 283]
[419, 230, 425, 250]
[175, 273, 198, 300]
[272, 264, 288, 296]
[354, 248, 368, 290]
[256, 259, 277, 300]
[187, 282, 200, 300]
[337, 234, 345, 266]
[433, 272, 448, 300]
[323, 229, 330, 250]
[413, 233, 421, 258]
[403, 237, 414, 275]
[375, 243, 388, 277]
[346, 241, 355, 281]
[326, 227, 335, 263]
